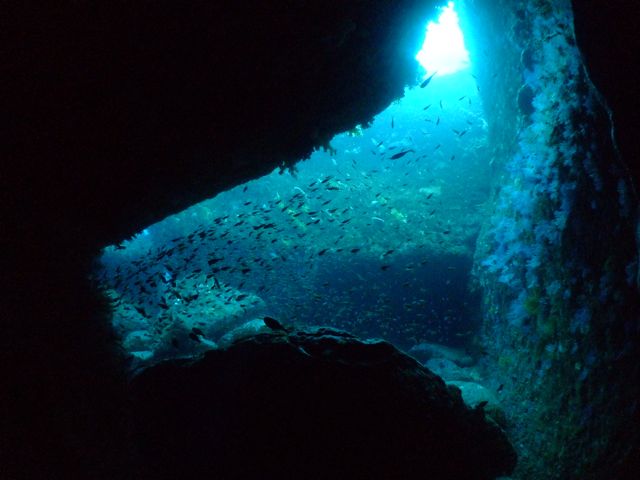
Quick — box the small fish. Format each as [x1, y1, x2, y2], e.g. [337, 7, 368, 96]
[350, 247, 361, 253]
[318, 248, 329, 256]
[423, 104, 432, 111]
[263, 316, 288, 332]
[389, 149, 415, 160]
[420, 72, 436, 88]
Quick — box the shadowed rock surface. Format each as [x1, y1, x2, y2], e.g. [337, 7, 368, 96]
[131, 327, 516, 479]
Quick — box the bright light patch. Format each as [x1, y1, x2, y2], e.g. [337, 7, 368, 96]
[416, 2, 470, 77]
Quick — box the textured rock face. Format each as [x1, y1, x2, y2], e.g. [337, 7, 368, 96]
[131, 327, 517, 480]
[464, 1, 639, 478]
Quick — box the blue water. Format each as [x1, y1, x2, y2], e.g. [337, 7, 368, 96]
[96, 71, 491, 366]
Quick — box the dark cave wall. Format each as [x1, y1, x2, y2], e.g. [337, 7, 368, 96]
[465, 0, 640, 478]
[3, 2, 439, 478]
[571, 0, 640, 192]
[5, 1, 437, 250]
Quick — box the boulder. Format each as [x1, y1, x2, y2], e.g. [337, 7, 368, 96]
[131, 327, 516, 479]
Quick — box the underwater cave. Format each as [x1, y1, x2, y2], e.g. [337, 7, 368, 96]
[5, 1, 639, 479]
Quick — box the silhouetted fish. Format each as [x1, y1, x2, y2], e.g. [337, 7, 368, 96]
[263, 316, 287, 332]
[420, 72, 436, 88]
[389, 150, 415, 160]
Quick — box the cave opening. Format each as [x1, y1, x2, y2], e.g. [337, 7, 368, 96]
[416, 1, 470, 76]
[92, 1, 639, 478]
[96, 1, 488, 367]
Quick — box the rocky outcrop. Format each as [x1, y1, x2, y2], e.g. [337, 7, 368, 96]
[131, 327, 516, 479]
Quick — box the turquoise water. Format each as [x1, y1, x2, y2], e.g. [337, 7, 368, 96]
[96, 71, 491, 366]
